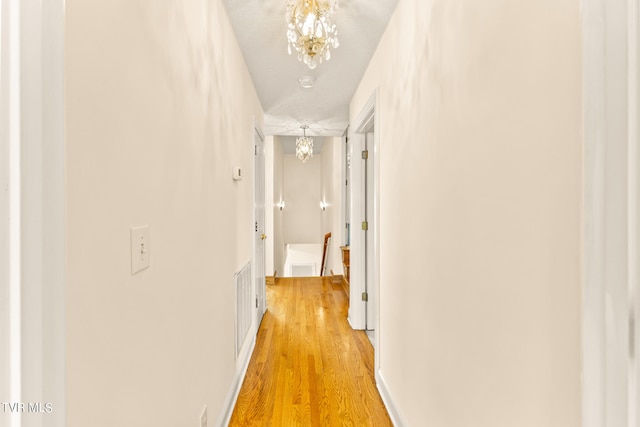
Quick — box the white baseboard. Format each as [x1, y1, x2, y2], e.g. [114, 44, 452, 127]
[347, 311, 360, 330]
[376, 370, 408, 427]
[215, 335, 256, 427]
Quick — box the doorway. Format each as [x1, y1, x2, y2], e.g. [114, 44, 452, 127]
[350, 90, 379, 361]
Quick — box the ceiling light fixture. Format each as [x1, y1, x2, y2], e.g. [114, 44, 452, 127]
[286, 0, 339, 70]
[298, 75, 315, 89]
[296, 125, 313, 162]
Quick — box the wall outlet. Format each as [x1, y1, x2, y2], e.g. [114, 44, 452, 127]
[200, 405, 207, 427]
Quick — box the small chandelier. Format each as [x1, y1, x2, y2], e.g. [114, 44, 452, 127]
[286, 0, 339, 69]
[296, 125, 313, 162]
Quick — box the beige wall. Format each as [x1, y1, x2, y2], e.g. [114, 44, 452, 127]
[65, 0, 263, 425]
[350, 0, 582, 425]
[283, 153, 323, 244]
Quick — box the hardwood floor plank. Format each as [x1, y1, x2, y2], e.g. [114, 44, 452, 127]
[229, 277, 392, 427]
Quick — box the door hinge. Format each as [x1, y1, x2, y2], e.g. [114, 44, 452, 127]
[255, 145, 257, 155]
[362, 292, 369, 302]
[362, 150, 369, 160]
[255, 221, 258, 232]
[361, 221, 368, 231]
[256, 297, 258, 308]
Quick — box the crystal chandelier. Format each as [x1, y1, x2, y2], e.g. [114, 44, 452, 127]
[296, 125, 313, 162]
[286, 0, 339, 69]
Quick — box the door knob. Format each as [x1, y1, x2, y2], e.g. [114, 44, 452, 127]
[260, 233, 267, 240]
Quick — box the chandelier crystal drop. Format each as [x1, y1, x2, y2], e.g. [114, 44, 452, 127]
[286, 0, 339, 69]
[296, 125, 314, 162]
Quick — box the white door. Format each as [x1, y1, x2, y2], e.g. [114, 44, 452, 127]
[254, 128, 267, 329]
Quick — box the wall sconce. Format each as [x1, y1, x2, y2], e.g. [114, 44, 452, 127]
[277, 201, 285, 211]
[320, 201, 327, 211]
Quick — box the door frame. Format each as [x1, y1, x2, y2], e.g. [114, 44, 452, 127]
[349, 89, 381, 366]
[253, 124, 267, 333]
[582, 0, 640, 424]
[342, 127, 350, 249]
[1, 0, 66, 425]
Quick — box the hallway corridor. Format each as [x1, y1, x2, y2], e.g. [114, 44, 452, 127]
[229, 277, 392, 426]
[4, 0, 601, 425]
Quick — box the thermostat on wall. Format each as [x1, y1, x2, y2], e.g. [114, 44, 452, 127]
[232, 166, 243, 181]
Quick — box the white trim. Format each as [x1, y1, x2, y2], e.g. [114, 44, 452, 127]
[349, 90, 379, 331]
[215, 335, 256, 427]
[351, 89, 381, 376]
[371, 92, 381, 373]
[255, 125, 265, 142]
[375, 371, 408, 427]
[7, 2, 22, 426]
[0, 0, 12, 418]
[265, 135, 275, 277]
[341, 127, 349, 249]
[347, 130, 365, 330]
[41, 2, 66, 425]
[581, 0, 607, 424]
[582, 0, 640, 424]
[353, 92, 376, 134]
[628, 2, 639, 426]
[1, 1, 66, 425]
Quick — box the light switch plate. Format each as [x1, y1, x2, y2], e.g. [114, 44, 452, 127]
[130, 225, 150, 274]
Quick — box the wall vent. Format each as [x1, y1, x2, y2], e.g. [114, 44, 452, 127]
[235, 261, 252, 359]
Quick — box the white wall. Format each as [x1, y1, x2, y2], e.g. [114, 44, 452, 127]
[265, 135, 275, 276]
[350, 0, 582, 425]
[273, 137, 285, 276]
[65, 0, 263, 426]
[283, 153, 322, 244]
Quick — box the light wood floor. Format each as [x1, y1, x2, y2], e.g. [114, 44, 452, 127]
[229, 277, 392, 427]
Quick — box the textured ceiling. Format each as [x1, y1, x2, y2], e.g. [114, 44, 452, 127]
[222, 0, 399, 137]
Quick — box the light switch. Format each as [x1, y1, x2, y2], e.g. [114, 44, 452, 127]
[232, 166, 243, 181]
[130, 225, 150, 274]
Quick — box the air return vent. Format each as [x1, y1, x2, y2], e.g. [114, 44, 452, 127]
[235, 262, 252, 359]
